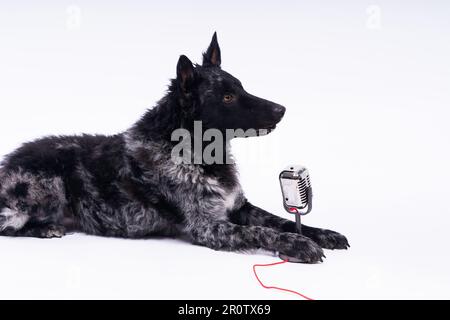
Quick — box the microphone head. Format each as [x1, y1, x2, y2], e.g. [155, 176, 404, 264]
[279, 165, 313, 215]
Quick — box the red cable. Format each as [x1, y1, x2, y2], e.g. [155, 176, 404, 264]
[253, 259, 315, 300]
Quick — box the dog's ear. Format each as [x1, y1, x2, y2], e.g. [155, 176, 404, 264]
[177, 55, 195, 96]
[202, 32, 221, 68]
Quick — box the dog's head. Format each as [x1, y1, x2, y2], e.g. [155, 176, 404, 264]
[175, 33, 285, 136]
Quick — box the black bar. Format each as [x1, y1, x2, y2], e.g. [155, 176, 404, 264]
[0, 300, 448, 318]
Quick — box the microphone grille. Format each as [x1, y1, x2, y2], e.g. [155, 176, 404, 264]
[297, 173, 311, 208]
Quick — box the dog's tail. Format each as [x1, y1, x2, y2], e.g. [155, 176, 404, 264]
[0, 167, 4, 206]
[0, 197, 5, 212]
[0, 193, 8, 229]
[0, 175, 16, 233]
[0, 170, 5, 213]
[0, 196, 9, 232]
[0, 199, 27, 234]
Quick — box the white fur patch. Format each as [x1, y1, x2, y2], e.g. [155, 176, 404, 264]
[0, 208, 29, 231]
[0, 208, 17, 217]
[223, 188, 239, 212]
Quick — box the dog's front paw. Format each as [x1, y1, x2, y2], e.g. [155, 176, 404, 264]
[278, 234, 325, 264]
[308, 228, 350, 250]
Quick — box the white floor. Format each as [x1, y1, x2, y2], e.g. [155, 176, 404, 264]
[1, 1, 450, 299]
[0, 208, 448, 300]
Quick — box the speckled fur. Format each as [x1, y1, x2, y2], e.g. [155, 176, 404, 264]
[0, 33, 348, 263]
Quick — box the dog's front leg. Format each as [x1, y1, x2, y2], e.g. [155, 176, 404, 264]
[185, 219, 324, 263]
[230, 202, 350, 250]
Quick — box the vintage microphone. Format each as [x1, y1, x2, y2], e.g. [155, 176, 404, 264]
[279, 165, 313, 232]
[279, 165, 313, 262]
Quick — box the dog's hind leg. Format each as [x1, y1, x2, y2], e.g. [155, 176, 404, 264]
[0, 209, 65, 238]
[0, 170, 67, 238]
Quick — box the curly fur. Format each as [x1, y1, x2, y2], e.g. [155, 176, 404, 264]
[0, 33, 348, 263]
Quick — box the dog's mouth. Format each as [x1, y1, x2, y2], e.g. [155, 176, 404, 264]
[265, 124, 277, 131]
[232, 124, 278, 138]
[256, 124, 277, 136]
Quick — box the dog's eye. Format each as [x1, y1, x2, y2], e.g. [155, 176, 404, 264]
[223, 94, 235, 103]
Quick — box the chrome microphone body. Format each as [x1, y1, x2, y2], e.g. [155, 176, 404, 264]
[279, 165, 313, 234]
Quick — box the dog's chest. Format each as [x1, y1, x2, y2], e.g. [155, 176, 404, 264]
[204, 176, 241, 213]
[165, 164, 243, 219]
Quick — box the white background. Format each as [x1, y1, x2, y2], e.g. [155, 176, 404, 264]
[0, 0, 449, 299]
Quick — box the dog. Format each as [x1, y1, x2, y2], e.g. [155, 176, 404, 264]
[0, 33, 348, 263]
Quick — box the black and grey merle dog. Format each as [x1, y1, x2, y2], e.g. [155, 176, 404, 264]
[0, 33, 348, 263]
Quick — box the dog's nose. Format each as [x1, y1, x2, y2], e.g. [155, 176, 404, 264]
[273, 105, 286, 118]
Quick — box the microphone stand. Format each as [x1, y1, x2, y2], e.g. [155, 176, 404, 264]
[295, 213, 302, 234]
